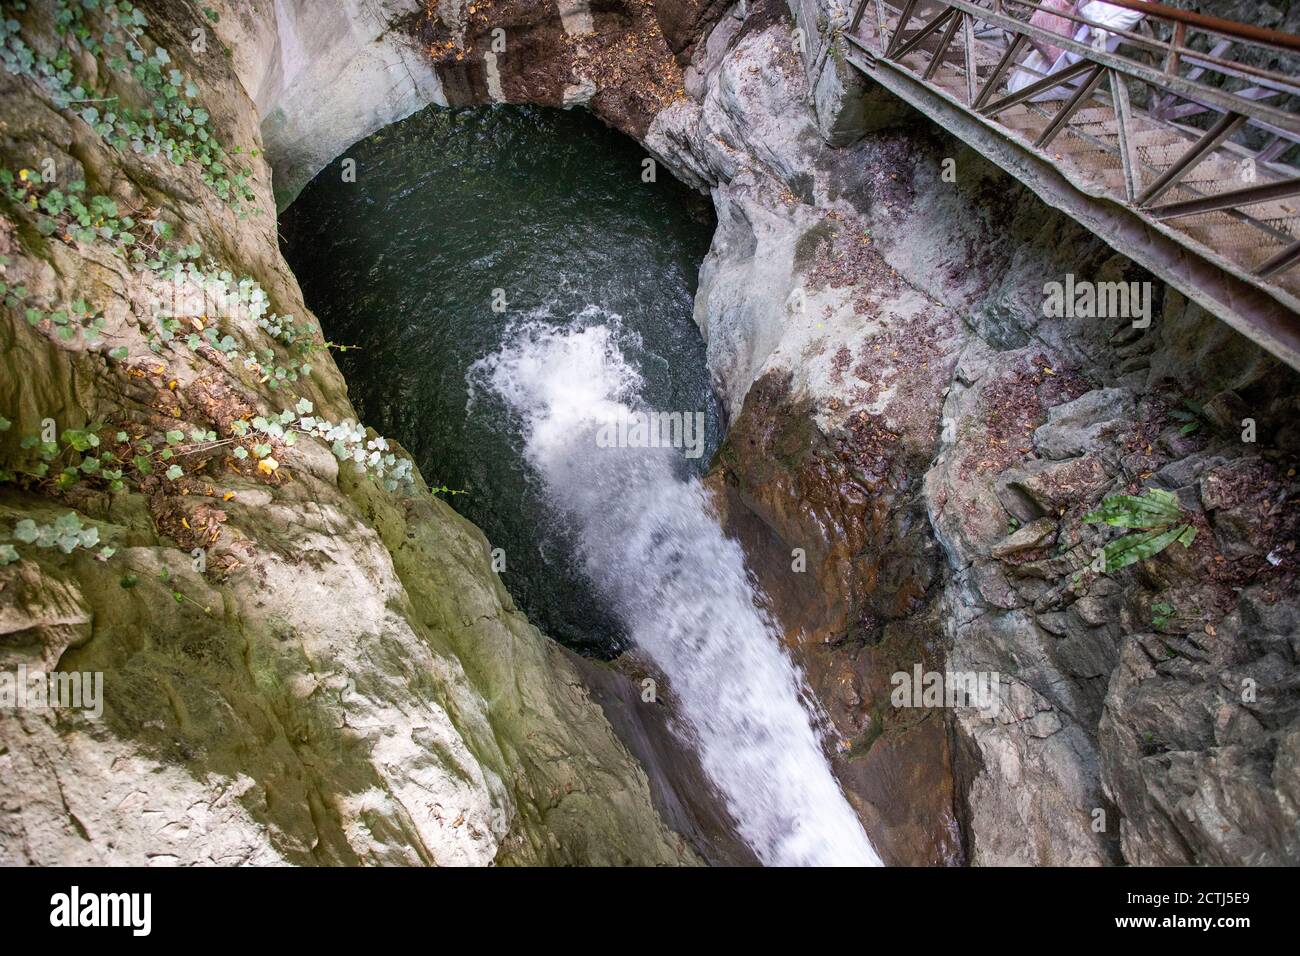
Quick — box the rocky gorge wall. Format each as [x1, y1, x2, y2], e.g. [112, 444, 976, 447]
[647, 2, 1300, 864]
[211, 0, 734, 209]
[0, 0, 698, 866]
[257, 0, 1298, 866]
[3, 0, 1297, 869]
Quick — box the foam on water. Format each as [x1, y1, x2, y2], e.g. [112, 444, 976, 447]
[472, 318, 882, 866]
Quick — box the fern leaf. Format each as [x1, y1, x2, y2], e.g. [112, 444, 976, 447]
[1102, 524, 1187, 572]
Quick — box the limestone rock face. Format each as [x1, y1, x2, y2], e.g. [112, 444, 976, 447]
[217, 0, 721, 209]
[650, 4, 1300, 866]
[3, 0, 1295, 870]
[650, 19, 971, 866]
[407, 0, 689, 142]
[657, 0, 733, 61]
[212, 0, 448, 209]
[0, 0, 692, 867]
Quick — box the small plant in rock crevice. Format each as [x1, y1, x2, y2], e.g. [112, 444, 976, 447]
[1150, 601, 1174, 629]
[147, 259, 313, 386]
[2, 241, 444, 519]
[246, 399, 416, 492]
[0, 530, 215, 617]
[0, 9, 449, 529]
[154, 564, 212, 615]
[2, 399, 420, 501]
[1, 254, 128, 351]
[0, 166, 323, 376]
[2, 420, 127, 491]
[1169, 397, 1207, 436]
[1084, 488, 1198, 573]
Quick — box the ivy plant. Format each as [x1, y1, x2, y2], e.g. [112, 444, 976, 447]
[2, 511, 116, 563]
[0, 0, 258, 214]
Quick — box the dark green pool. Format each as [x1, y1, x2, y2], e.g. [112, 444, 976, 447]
[279, 105, 718, 655]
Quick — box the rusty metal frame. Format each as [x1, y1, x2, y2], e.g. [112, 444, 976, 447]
[839, 0, 1300, 371]
[1109, 69, 1144, 202]
[884, 0, 922, 59]
[1135, 112, 1247, 207]
[1151, 178, 1300, 221]
[1035, 65, 1107, 149]
[980, 59, 1099, 117]
[972, 33, 1028, 111]
[923, 8, 964, 81]
[900, 0, 1300, 133]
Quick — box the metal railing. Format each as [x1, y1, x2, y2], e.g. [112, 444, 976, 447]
[842, 0, 1300, 288]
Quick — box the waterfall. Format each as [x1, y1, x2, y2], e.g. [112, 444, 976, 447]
[472, 317, 883, 867]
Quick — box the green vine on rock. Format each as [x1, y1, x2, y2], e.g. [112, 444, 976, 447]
[0, 0, 259, 215]
[0, 510, 115, 564]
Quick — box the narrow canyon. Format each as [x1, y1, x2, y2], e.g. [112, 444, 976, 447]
[1, 0, 1297, 869]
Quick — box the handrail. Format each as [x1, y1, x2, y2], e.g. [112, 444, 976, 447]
[897, 0, 1300, 133]
[1057, 0, 1300, 54]
[985, 1, 1300, 73]
[839, 0, 1300, 369]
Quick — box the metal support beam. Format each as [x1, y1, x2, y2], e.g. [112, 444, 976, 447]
[1136, 112, 1247, 207]
[848, 0, 870, 34]
[1257, 239, 1300, 279]
[1034, 65, 1107, 149]
[980, 58, 1098, 117]
[962, 12, 977, 105]
[1109, 69, 1144, 202]
[884, 0, 921, 59]
[890, 7, 958, 64]
[971, 33, 1028, 112]
[1151, 177, 1300, 220]
[923, 8, 964, 81]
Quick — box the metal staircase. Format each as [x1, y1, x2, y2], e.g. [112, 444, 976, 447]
[839, 0, 1300, 369]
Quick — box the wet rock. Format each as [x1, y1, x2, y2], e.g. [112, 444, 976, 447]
[991, 517, 1057, 559]
[1034, 388, 1135, 462]
[672, 2, 1300, 867]
[0, 0, 695, 867]
[1099, 591, 1300, 865]
[216, 0, 447, 209]
[656, 0, 733, 61]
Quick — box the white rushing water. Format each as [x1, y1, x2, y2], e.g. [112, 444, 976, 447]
[473, 317, 882, 867]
